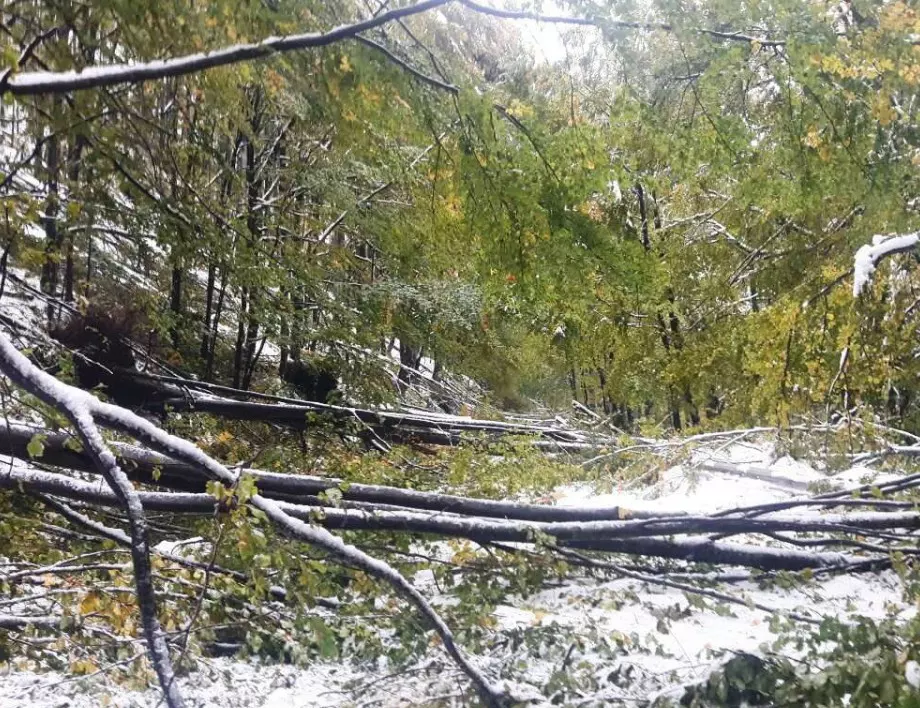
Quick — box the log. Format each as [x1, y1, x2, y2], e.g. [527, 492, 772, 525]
[0, 421, 674, 522]
[0, 463, 868, 571]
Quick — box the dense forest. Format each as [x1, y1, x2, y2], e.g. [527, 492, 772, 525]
[2, 1, 920, 706]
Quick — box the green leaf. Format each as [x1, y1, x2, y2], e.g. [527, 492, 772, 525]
[26, 433, 46, 460]
[63, 436, 83, 453]
[323, 487, 343, 507]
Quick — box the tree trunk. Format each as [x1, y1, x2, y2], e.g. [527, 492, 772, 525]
[241, 292, 260, 391]
[205, 264, 229, 382]
[63, 139, 84, 304]
[169, 262, 182, 350]
[200, 257, 216, 363]
[40, 117, 61, 323]
[279, 286, 291, 378]
[236, 88, 263, 391]
[232, 286, 249, 389]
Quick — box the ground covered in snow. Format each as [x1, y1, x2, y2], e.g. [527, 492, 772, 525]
[2, 436, 915, 707]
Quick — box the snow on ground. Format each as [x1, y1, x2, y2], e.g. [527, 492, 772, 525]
[0, 439, 914, 706]
[1, 659, 359, 708]
[558, 438, 818, 513]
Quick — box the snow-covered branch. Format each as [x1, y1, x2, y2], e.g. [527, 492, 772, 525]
[459, 0, 786, 46]
[0, 332, 509, 708]
[0, 339, 185, 706]
[2, 0, 451, 96]
[852, 231, 920, 296]
[1, 0, 791, 100]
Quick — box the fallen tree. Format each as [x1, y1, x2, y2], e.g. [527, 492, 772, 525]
[0, 331, 510, 708]
[3, 349, 920, 707]
[6, 460, 901, 570]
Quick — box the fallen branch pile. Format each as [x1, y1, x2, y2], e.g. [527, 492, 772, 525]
[2, 336, 920, 706]
[128, 369, 611, 450]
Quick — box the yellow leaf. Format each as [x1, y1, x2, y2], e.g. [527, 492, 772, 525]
[80, 592, 101, 615]
[70, 658, 99, 675]
[872, 92, 896, 126]
[803, 126, 822, 148]
[901, 64, 920, 85]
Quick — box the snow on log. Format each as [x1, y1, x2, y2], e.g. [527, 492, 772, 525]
[0, 334, 509, 708]
[0, 461, 889, 571]
[0, 420, 676, 522]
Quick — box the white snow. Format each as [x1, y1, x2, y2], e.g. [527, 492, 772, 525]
[907, 660, 920, 690]
[557, 440, 826, 514]
[853, 231, 920, 296]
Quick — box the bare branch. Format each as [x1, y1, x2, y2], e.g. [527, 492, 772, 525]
[0, 352, 184, 706]
[459, 0, 786, 47]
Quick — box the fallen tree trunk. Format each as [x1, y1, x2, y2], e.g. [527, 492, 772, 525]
[112, 369, 608, 448]
[0, 462, 888, 571]
[162, 395, 601, 449]
[0, 421, 672, 522]
[0, 614, 64, 630]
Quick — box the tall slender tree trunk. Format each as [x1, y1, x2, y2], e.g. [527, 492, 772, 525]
[636, 182, 699, 430]
[84, 234, 93, 296]
[40, 114, 61, 323]
[200, 257, 216, 362]
[205, 264, 229, 382]
[63, 139, 84, 304]
[202, 133, 243, 377]
[169, 262, 183, 350]
[242, 291, 260, 391]
[235, 88, 264, 390]
[232, 287, 249, 389]
[597, 367, 611, 414]
[278, 285, 291, 378]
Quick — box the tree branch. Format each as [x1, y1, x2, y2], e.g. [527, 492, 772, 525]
[0, 355, 184, 706]
[2, 0, 454, 96]
[853, 231, 920, 296]
[0, 332, 509, 708]
[458, 0, 786, 46]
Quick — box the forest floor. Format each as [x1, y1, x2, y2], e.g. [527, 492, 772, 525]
[1, 437, 910, 707]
